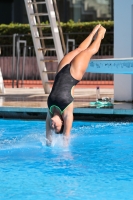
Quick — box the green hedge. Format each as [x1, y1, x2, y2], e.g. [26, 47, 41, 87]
[0, 21, 113, 46]
[62, 20, 113, 45]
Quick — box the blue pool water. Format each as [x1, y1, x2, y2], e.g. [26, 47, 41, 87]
[0, 119, 133, 200]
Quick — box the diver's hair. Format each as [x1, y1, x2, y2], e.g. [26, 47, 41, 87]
[56, 124, 64, 134]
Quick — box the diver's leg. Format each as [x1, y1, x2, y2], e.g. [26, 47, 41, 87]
[70, 26, 106, 80]
[57, 24, 101, 71]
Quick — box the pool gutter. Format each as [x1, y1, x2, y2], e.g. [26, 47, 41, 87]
[0, 106, 133, 121]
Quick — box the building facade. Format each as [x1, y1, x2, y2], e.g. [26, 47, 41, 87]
[0, 0, 113, 24]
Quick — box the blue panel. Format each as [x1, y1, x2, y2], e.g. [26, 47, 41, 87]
[87, 58, 133, 74]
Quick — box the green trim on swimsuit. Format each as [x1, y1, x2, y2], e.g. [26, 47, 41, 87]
[49, 86, 75, 115]
[49, 101, 73, 115]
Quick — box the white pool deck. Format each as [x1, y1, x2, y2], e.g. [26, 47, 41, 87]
[0, 88, 133, 119]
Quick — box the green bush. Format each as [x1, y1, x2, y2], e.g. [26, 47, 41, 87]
[62, 20, 113, 45]
[0, 21, 113, 46]
[0, 23, 32, 45]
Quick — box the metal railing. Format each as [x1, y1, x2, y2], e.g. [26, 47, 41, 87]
[0, 33, 114, 88]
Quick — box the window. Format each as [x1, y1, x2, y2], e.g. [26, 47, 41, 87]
[57, 0, 113, 22]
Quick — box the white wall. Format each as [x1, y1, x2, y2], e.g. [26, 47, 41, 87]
[114, 0, 133, 101]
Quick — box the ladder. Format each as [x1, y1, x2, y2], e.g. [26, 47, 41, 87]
[24, 0, 65, 93]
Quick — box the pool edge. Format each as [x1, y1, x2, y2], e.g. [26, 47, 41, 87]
[0, 106, 133, 121]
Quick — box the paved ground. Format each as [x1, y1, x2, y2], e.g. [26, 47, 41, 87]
[0, 87, 133, 120]
[0, 87, 114, 108]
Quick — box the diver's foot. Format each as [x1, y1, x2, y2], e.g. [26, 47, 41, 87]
[98, 26, 106, 39]
[92, 24, 101, 39]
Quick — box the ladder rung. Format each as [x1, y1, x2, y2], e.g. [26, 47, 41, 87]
[30, 13, 48, 16]
[43, 71, 56, 74]
[36, 36, 53, 40]
[41, 59, 58, 62]
[28, 2, 46, 5]
[38, 48, 56, 51]
[33, 24, 50, 28]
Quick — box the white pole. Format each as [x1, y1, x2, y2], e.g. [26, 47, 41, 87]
[114, 0, 133, 101]
[0, 68, 5, 93]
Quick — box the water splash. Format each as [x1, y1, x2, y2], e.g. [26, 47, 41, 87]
[0, 133, 46, 151]
[45, 131, 70, 151]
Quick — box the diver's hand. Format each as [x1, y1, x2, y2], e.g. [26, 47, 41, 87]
[63, 135, 70, 147]
[46, 139, 52, 146]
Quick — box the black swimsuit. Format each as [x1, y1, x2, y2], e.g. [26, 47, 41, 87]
[47, 64, 79, 114]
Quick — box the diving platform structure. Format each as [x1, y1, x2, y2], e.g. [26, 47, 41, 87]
[88, 0, 133, 102]
[88, 58, 133, 74]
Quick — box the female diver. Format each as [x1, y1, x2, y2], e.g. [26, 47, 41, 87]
[46, 25, 106, 145]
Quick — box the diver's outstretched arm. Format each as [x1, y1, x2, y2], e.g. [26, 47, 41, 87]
[46, 112, 52, 146]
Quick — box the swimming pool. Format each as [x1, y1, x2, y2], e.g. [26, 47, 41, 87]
[0, 119, 133, 200]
